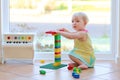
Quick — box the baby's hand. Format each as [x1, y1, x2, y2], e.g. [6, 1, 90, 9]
[57, 28, 69, 32]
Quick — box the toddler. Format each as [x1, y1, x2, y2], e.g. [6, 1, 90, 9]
[56, 12, 96, 70]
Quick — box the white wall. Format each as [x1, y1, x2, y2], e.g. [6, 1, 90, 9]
[0, 0, 2, 63]
[0, 0, 9, 64]
[117, 0, 120, 62]
[113, 0, 120, 62]
[1, 0, 9, 33]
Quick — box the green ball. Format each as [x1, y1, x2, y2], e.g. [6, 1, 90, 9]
[39, 70, 46, 75]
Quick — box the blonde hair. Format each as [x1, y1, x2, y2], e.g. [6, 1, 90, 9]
[72, 12, 89, 24]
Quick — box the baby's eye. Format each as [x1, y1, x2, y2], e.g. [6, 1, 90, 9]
[72, 20, 74, 23]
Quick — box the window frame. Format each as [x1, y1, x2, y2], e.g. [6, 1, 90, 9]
[1, 0, 119, 60]
[115, 0, 120, 62]
[0, 0, 2, 63]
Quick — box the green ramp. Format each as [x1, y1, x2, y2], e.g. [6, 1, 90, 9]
[40, 63, 67, 70]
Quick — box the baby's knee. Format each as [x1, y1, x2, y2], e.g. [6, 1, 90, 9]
[68, 55, 75, 60]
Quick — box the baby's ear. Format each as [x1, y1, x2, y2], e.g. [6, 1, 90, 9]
[84, 21, 87, 25]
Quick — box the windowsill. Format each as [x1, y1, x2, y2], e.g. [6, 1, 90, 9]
[34, 51, 115, 60]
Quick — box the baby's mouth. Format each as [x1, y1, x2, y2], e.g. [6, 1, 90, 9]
[73, 26, 76, 28]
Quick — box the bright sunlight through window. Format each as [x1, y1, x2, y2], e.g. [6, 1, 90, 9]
[10, 0, 111, 54]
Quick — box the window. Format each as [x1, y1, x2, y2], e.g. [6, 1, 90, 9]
[2, 0, 118, 60]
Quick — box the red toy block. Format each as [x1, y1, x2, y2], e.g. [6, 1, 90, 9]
[45, 31, 57, 35]
[67, 64, 74, 70]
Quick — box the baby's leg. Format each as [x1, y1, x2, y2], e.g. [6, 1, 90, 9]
[69, 55, 88, 70]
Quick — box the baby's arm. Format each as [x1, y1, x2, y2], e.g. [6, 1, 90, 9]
[58, 28, 70, 32]
[56, 31, 87, 39]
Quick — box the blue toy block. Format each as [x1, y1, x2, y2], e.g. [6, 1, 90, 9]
[73, 73, 80, 79]
[72, 72, 80, 79]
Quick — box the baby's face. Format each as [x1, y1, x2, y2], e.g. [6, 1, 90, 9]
[72, 16, 85, 31]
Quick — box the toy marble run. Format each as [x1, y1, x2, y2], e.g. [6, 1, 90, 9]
[46, 31, 61, 66]
[40, 31, 67, 69]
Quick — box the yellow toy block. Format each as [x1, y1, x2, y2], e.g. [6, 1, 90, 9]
[55, 48, 61, 52]
[53, 62, 61, 66]
[55, 54, 61, 58]
[40, 60, 45, 64]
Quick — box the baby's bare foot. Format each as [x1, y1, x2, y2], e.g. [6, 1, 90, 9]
[78, 64, 88, 70]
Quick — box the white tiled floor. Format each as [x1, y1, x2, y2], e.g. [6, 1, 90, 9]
[0, 60, 120, 80]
